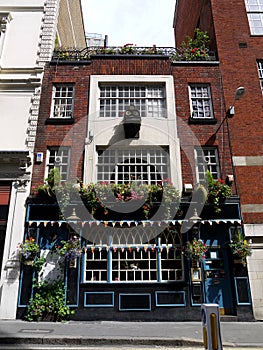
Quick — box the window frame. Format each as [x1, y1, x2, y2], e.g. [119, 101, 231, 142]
[45, 147, 70, 182]
[257, 60, 263, 94]
[245, 0, 263, 35]
[99, 84, 167, 119]
[195, 146, 220, 183]
[188, 84, 216, 124]
[84, 228, 183, 283]
[96, 147, 170, 185]
[49, 84, 75, 121]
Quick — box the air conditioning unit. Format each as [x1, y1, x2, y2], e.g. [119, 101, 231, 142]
[55, 156, 62, 163]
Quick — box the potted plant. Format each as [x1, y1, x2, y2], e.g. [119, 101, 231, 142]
[186, 238, 207, 261]
[206, 171, 232, 213]
[18, 238, 40, 264]
[35, 168, 61, 200]
[31, 176, 180, 221]
[229, 229, 252, 266]
[55, 236, 82, 263]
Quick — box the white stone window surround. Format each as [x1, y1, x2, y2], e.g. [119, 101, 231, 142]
[245, 0, 263, 35]
[84, 75, 182, 192]
[189, 84, 214, 119]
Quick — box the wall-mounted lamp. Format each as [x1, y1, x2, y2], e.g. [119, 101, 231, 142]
[189, 208, 202, 240]
[226, 174, 234, 186]
[226, 86, 245, 118]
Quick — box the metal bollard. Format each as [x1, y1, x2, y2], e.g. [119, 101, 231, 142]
[201, 303, 222, 350]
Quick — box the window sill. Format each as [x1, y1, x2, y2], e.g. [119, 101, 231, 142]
[45, 117, 75, 125]
[188, 117, 217, 125]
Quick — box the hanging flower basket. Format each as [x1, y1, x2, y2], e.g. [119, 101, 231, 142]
[17, 238, 40, 262]
[230, 239, 252, 266]
[55, 237, 82, 262]
[186, 238, 207, 260]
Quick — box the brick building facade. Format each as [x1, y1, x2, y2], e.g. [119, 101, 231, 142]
[174, 0, 263, 320]
[15, 45, 253, 321]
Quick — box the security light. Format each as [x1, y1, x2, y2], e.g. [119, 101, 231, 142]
[227, 86, 245, 117]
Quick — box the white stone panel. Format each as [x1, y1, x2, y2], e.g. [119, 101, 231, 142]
[0, 92, 32, 150]
[1, 11, 44, 67]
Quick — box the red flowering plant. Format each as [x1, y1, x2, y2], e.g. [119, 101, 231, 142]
[186, 238, 207, 260]
[80, 180, 180, 220]
[55, 236, 82, 261]
[206, 171, 232, 213]
[120, 43, 136, 54]
[172, 28, 210, 61]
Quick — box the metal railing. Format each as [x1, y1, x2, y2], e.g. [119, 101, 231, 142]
[51, 46, 216, 62]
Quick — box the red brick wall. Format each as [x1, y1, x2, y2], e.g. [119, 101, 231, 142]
[174, 0, 216, 53]
[174, 0, 202, 46]
[175, 0, 263, 223]
[172, 63, 232, 184]
[32, 58, 233, 202]
[209, 0, 263, 223]
[32, 63, 91, 186]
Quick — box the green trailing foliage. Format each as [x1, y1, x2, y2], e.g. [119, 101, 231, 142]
[33, 177, 181, 220]
[25, 280, 73, 322]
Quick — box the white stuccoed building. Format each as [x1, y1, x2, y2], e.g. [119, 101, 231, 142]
[0, 0, 85, 319]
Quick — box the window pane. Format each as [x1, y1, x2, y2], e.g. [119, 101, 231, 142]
[99, 84, 166, 118]
[97, 148, 169, 184]
[257, 61, 263, 94]
[84, 227, 183, 283]
[190, 84, 213, 119]
[46, 147, 70, 181]
[246, 1, 263, 34]
[195, 147, 220, 182]
[52, 85, 74, 118]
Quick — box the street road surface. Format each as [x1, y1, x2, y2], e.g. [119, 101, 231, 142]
[0, 346, 262, 350]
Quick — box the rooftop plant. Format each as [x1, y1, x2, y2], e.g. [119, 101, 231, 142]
[52, 30, 213, 62]
[171, 28, 210, 61]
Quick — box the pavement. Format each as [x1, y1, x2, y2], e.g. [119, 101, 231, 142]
[0, 319, 263, 348]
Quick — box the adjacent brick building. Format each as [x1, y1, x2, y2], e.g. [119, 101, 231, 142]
[174, 0, 263, 320]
